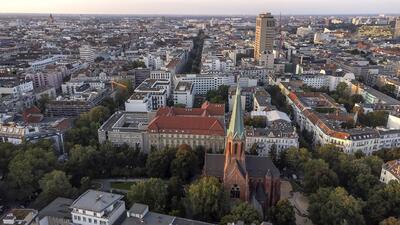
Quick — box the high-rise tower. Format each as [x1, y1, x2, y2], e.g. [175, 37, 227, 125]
[254, 12, 276, 61]
[394, 17, 400, 39]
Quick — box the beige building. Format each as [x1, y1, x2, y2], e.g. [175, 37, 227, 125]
[254, 12, 276, 61]
[147, 102, 226, 152]
[147, 116, 225, 152]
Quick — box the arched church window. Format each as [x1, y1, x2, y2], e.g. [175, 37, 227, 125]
[234, 143, 238, 155]
[230, 184, 240, 198]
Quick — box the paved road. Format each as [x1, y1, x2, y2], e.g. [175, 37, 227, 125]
[92, 178, 148, 193]
[281, 180, 313, 225]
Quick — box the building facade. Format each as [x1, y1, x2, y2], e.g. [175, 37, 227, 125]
[380, 160, 400, 184]
[254, 13, 275, 61]
[71, 190, 125, 225]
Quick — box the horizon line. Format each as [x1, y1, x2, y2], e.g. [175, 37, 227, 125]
[1, 12, 400, 17]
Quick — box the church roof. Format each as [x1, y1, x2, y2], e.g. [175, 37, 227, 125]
[204, 154, 280, 178]
[227, 85, 245, 140]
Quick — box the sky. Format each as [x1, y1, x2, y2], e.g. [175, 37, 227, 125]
[1, 0, 400, 15]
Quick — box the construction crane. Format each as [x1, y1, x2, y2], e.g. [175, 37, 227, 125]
[111, 81, 128, 91]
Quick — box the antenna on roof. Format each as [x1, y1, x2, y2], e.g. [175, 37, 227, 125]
[96, 194, 103, 201]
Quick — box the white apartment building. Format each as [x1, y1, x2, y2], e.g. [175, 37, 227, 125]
[143, 54, 164, 70]
[201, 56, 235, 73]
[380, 160, 400, 184]
[299, 74, 329, 89]
[125, 94, 151, 113]
[173, 73, 235, 95]
[0, 81, 34, 97]
[71, 190, 125, 225]
[131, 79, 170, 111]
[298, 72, 355, 91]
[238, 77, 258, 88]
[150, 70, 172, 82]
[246, 112, 299, 156]
[29, 55, 66, 71]
[79, 45, 96, 63]
[258, 51, 274, 69]
[62, 81, 106, 95]
[287, 92, 383, 155]
[173, 81, 194, 108]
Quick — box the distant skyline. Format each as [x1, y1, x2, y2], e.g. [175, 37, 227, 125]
[2, 0, 400, 15]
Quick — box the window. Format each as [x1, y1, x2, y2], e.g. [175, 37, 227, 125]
[230, 184, 240, 198]
[94, 220, 97, 224]
[88, 218, 92, 223]
[234, 143, 238, 155]
[83, 217, 86, 222]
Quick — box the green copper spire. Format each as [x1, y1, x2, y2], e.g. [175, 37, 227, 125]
[227, 85, 245, 140]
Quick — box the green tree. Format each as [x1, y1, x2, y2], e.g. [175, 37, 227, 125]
[285, 147, 311, 172]
[381, 84, 396, 97]
[365, 181, 400, 225]
[128, 178, 168, 213]
[316, 145, 342, 171]
[303, 159, 338, 193]
[266, 85, 290, 113]
[373, 148, 400, 162]
[37, 94, 50, 112]
[269, 144, 278, 165]
[358, 111, 388, 128]
[87, 106, 110, 123]
[244, 117, 266, 128]
[206, 85, 229, 105]
[171, 144, 198, 182]
[184, 176, 229, 222]
[0, 142, 18, 175]
[380, 217, 400, 225]
[220, 202, 261, 225]
[350, 94, 364, 104]
[309, 187, 365, 225]
[34, 170, 76, 207]
[336, 82, 349, 97]
[268, 199, 296, 225]
[146, 147, 177, 178]
[8, 147, 56, 200]
[248, 143, 259, 156]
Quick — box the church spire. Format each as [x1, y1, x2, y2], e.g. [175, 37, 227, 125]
[227, 85, 245, 140]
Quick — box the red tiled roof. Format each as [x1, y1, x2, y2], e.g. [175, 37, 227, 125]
[156, 101, 224, 117]
[147, 116, 225, 136]
[22, 106, 43, 123]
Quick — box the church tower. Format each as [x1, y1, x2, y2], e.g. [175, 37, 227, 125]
[223, 85, 249, 201]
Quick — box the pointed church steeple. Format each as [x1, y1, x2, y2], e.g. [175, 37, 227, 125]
[227, 85, 245, 140]
[224, 85, 246, 174]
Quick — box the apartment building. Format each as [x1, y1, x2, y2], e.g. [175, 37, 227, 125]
[173, 81, 194, 108]
[380, 160, 400, 184]
[71, 190, 125, 225]
[173, 73, 235, 95]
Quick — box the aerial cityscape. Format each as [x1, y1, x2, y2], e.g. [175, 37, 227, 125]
[0, 1, 400, 225]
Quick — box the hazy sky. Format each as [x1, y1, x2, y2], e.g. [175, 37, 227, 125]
[2, 0, 400, 15]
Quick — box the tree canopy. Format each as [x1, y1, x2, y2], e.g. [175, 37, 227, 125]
[268, 199, 296, 225]
[128, 178, 168, 213]
[309, 187, 365, 225]
[184, 176, 229, 222]
[220, 202, 261, 225]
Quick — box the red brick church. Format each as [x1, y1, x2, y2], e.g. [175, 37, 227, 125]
[204, 86, 281, 217]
